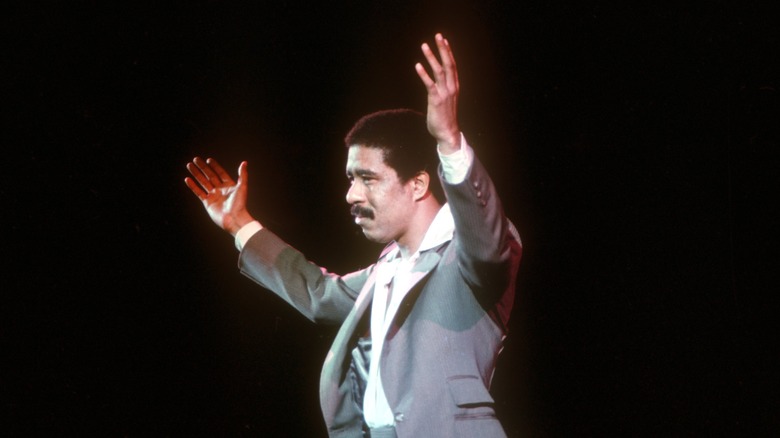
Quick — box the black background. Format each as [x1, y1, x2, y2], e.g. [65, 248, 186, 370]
[3, 1, 777, 436]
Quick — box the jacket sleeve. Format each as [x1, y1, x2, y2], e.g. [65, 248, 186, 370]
[237, 228, 372, 325]
[440, 153, 522, 302]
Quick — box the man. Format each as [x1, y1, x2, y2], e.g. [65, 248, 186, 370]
[185, 34, 521, 438]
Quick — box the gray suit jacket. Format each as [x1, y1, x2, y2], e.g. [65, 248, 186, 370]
[238, 155, 522, 438]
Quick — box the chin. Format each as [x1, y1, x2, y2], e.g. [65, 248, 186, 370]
[362, 229, 391, 244]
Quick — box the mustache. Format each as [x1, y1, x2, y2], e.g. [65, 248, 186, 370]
[350, 205, 375, 220]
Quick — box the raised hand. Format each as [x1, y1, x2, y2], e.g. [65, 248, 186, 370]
[184, 157, 255, 236]
[415, 33, 461, 154]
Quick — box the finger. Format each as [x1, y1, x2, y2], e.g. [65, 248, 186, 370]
[184, 176, 207, 200]
[415, 62, 435, 90]
[193, 156, 223, 187]
[436, 34, 459, 91]
[207, 157, 235, 186]
[186, 161, 214, 192]
[421, 42, 446, 85]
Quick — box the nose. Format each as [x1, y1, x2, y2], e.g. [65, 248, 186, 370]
[346, 180, 363, 204]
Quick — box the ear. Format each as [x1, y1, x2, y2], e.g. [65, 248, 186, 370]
[411, 171, 431, 201]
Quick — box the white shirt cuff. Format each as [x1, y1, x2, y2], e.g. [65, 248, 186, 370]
[438, 132, 474, 184]
[234, 221, 263, 251]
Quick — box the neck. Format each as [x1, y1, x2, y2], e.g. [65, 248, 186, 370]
[395, 197, 442, 259]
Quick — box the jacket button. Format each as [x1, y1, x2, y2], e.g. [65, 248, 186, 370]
[395, 413, 405, 422]
[476, 190, 482, 198]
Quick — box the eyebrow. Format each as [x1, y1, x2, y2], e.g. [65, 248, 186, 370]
[346, 168, 379, 178]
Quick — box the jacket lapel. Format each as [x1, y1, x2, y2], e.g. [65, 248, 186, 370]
[385, 245, 446, 338]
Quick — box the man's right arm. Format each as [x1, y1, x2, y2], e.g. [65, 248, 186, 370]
[238, 228, 370, 325]
[185, 157, 365, 324]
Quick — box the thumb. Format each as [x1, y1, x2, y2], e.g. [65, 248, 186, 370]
[237, 161, 248, 186]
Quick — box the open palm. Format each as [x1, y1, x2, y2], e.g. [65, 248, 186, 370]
[185, 157, 253, 235]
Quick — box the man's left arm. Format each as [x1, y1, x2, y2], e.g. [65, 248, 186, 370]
[440, 142, 522, 295]
[416, 34, 522, 295]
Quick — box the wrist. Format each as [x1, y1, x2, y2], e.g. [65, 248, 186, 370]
[227, 212, 255, 237]
[437, 131, 462, 155]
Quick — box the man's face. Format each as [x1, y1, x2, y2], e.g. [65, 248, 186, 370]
[345, 145, 415, 244]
